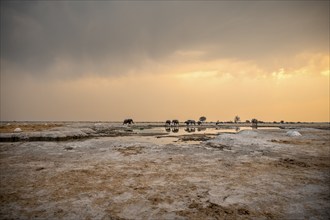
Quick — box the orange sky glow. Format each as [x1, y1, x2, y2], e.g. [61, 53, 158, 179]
[1, 1, 329, 122]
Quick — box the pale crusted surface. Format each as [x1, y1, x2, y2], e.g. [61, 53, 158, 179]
[0, 123, 62, 133]
[0, 127, 329, 219]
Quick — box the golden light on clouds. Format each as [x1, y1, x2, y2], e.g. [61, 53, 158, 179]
[1, 51, 328, 122]
[176, 71, 219, 79]
[1, 1, 329, 122]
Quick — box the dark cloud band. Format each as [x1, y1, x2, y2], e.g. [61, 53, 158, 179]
[1, 1, 328, 78]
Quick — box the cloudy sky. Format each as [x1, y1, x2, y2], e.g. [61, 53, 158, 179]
[1, 1, 329, 122]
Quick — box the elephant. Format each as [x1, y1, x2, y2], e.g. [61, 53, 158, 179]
[185, 120, 196, 125]
[172, 120, 179, 126]
[197, 121, 202, 125]
[165, 120, 171, 126]
[251, 119, 258, 128]
[123, 119, 134, 125]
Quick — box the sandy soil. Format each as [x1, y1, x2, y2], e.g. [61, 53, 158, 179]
[0, 124, 329, 219]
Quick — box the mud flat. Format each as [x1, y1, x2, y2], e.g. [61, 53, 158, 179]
[0, 123, 329, 219]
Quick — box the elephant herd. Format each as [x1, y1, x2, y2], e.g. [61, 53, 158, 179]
[123, 118, 258, 128]
[165, 119, 202, 126]
[123, 119, 202, 126]
[165, 120, 179, 126]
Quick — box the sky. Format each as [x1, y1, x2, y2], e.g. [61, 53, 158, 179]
[0, 1, 329, 122]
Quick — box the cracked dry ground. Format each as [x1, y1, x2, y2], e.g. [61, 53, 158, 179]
[0, 129, 329, 219]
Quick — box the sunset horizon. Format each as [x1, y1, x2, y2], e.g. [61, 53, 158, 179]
[0, 1, 329, 218]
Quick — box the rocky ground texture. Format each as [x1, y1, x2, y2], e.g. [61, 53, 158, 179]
[0, 123, 329, 219]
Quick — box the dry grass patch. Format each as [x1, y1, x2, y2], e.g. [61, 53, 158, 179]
[115, 146, 145, 156]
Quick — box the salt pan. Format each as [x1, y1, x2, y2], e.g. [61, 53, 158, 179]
[286, 130, 302, 137]
[14, 128, 22, 133]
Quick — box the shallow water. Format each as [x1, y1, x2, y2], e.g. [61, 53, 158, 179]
[137, 126, 279, 136]
[106, 135, 181, 145]
[122, 126, 281, 145]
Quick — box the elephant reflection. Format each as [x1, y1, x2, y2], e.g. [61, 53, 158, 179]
[197, 127, 206, 132]
[185, 127, 196, 133]
[164, 127, 180, 133]
[172, 127, 179, 133]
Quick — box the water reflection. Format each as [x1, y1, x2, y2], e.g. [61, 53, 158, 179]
[164, 127, 214, 134]
[172, 128, 179, 133]
[163, 126, 279, 135]
[165, 127, 179, 133]
[185, 127, 196, 133]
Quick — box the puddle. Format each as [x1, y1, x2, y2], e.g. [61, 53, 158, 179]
[117, 126, 281, 145]
[137, 126, 280, 136]
[107, 135, 180, 145]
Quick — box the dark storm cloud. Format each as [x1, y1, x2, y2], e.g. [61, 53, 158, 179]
[1, 1, 329, 77]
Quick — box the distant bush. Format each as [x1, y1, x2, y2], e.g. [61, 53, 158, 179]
[199, 116, 207, 122]
[234, 116, 241, 123]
